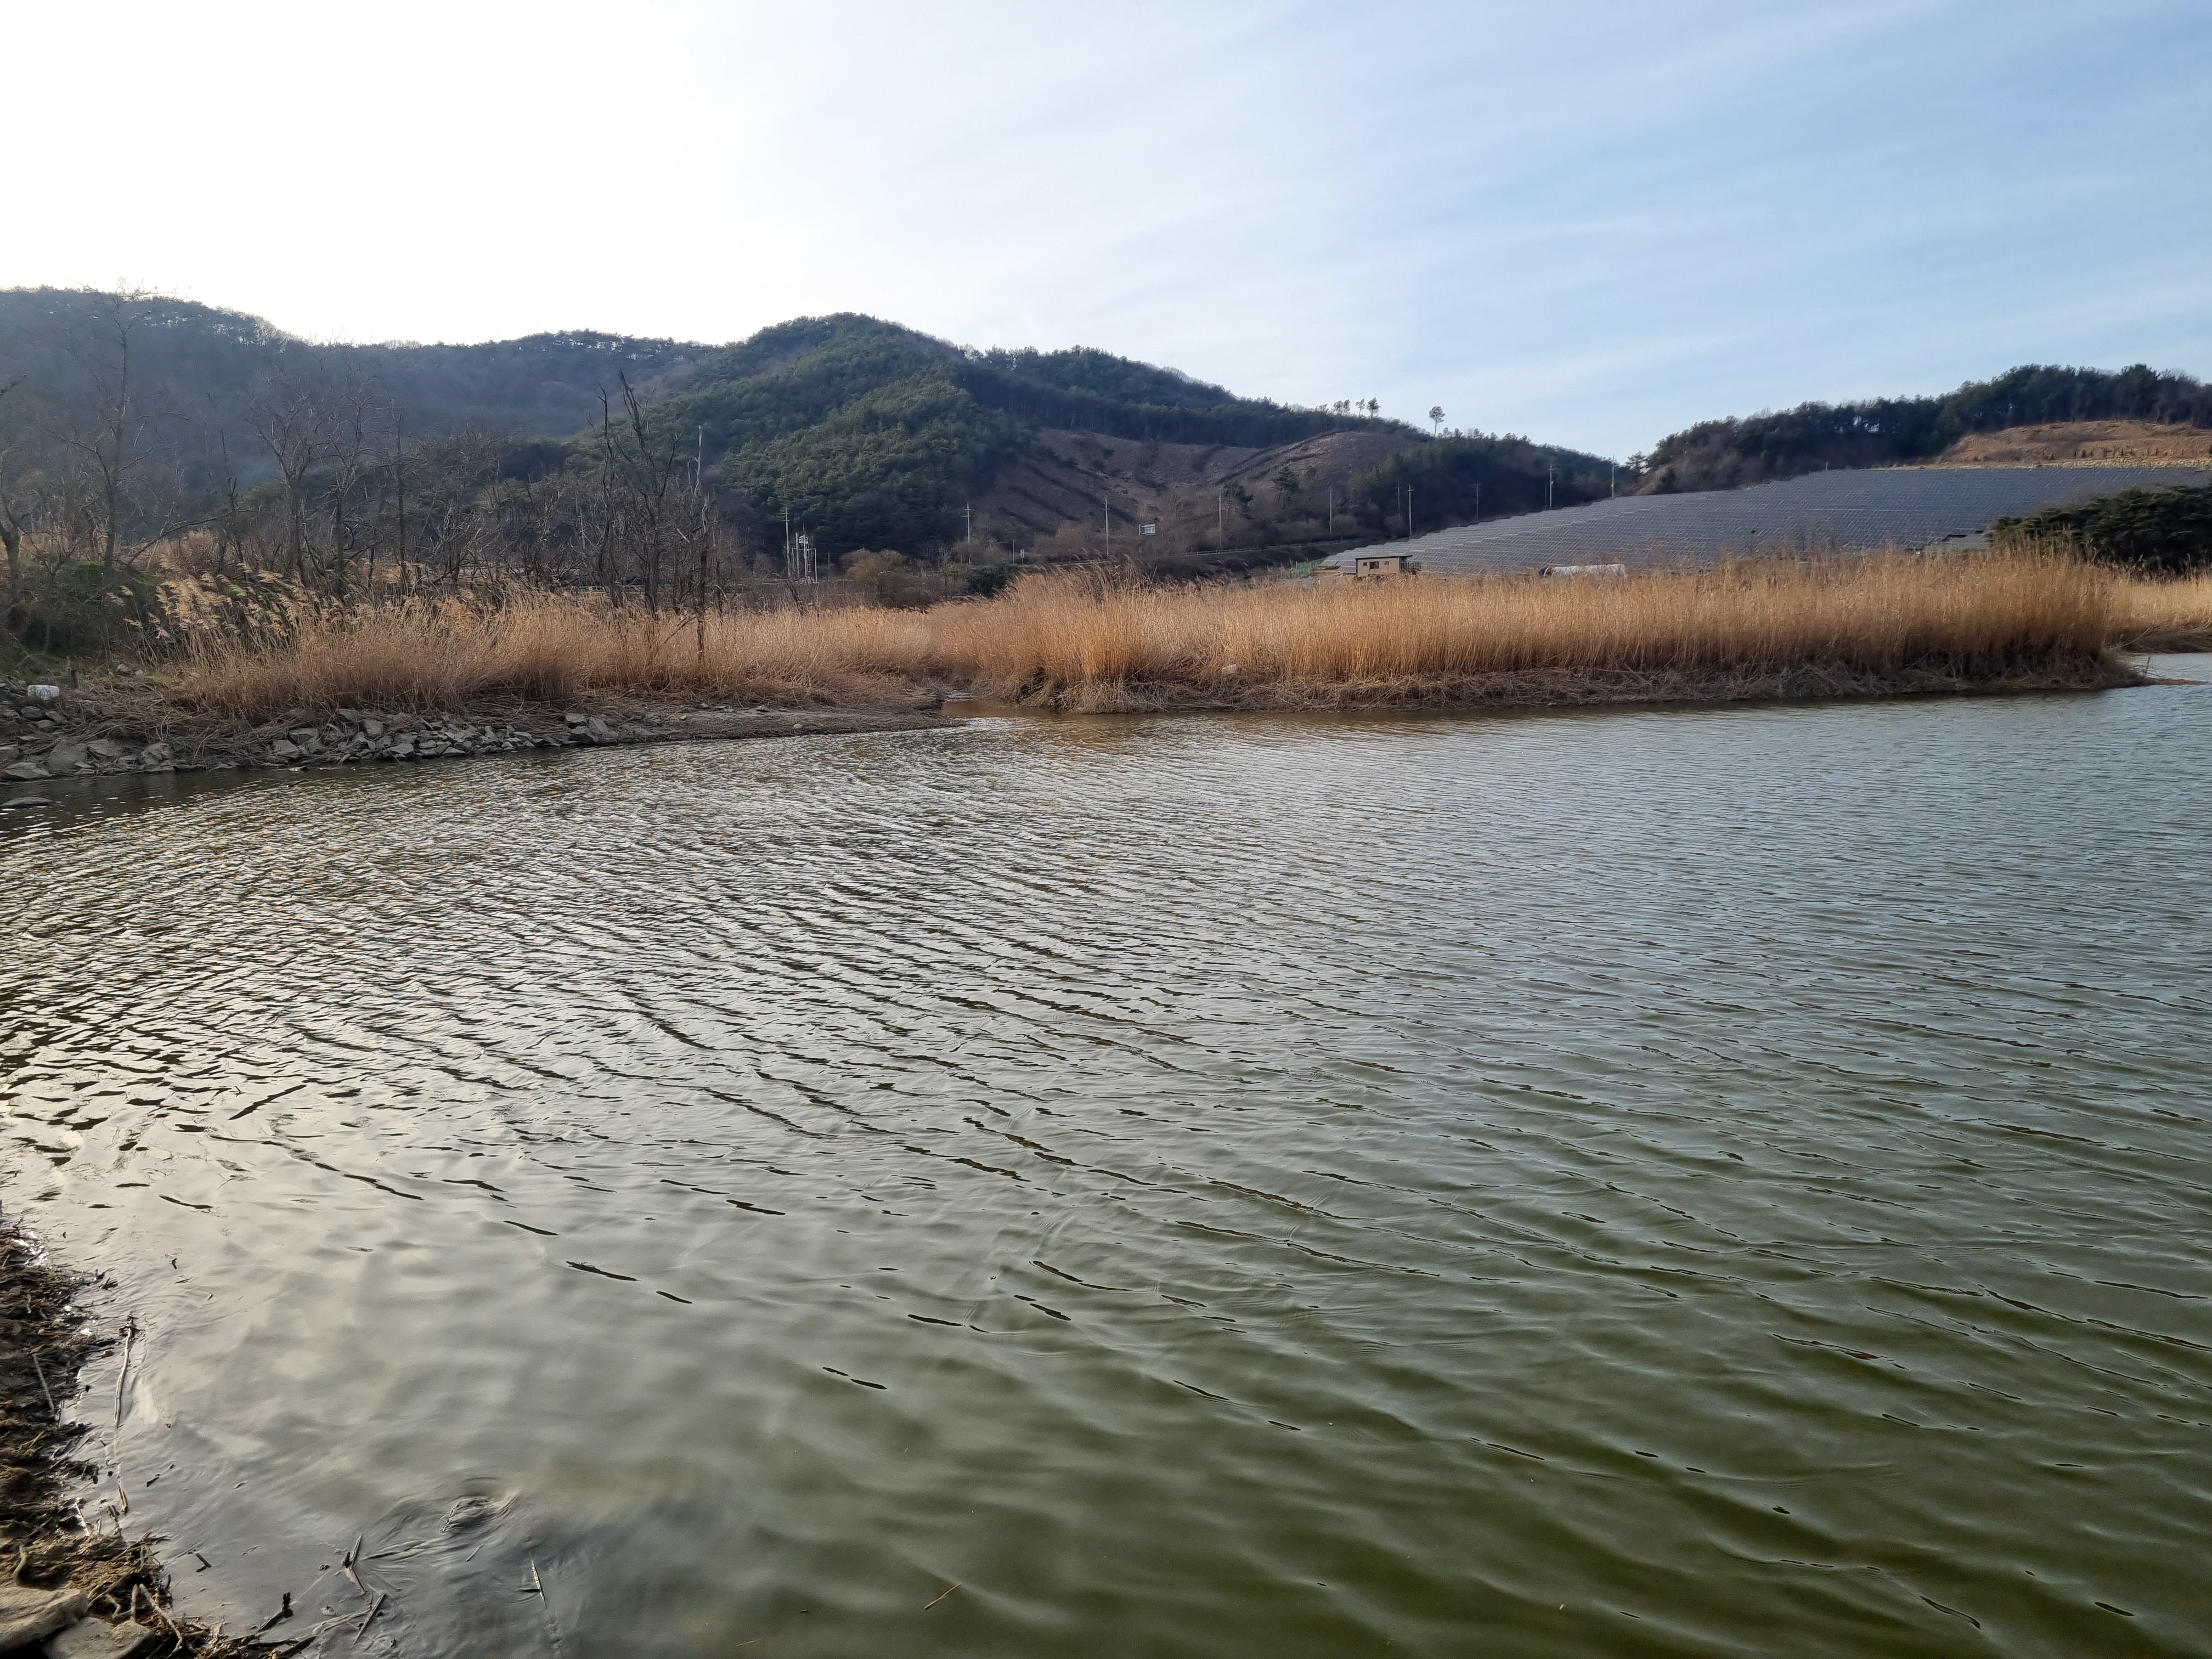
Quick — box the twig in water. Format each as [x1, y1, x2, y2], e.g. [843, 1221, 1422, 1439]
[257, 1590, 295, 1632]
[352, 1589, 387, 1646]
[529, 1554, 564, 1654]
[29, 1350, 54, 1417]
[345, 1532, 369, 1598]
[114, 1318, 137, 1430]
[133, 1582, 183, 1645]
[923, 1582, 962, 1610]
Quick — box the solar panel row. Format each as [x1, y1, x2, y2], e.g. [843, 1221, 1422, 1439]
[1334, 466, 2210, 575]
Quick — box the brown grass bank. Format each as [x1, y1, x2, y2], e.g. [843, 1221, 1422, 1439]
[2112, 572, 2212, 652]
[166, 597, 939, 721]
[934, 552, 2131, 710]
[139, 551, 2137, 728]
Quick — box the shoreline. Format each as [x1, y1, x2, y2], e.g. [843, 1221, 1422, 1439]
[982, 656, 2147, 714]
[2, 690, 957, 793]
[0, 656, 2162, 803]
[0, 1212, 268, 1656]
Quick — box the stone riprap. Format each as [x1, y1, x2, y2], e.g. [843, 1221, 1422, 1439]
[0, 677, 951, 783]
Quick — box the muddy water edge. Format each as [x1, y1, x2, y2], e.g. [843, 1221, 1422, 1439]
[3, 661, 2209, 1658]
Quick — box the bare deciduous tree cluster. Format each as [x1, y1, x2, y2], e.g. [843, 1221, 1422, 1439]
[1, 292, 753, 656]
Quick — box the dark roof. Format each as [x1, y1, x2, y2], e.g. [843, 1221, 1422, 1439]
[1336, 466, 2211, 574]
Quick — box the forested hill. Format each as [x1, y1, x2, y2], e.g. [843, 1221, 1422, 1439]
[0, 290, 1411, 556]
[630, 314, 1409, 551]
[0, 287, 707, 471]
[1639, 363, 2212, 494]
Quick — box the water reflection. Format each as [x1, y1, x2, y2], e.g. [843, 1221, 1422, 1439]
[5, 670, 2210, 1657]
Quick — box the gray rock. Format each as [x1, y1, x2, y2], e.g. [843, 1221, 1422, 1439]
[0, 1582, 90, 1649]
[25, 684, 61, 702]
[268, 740, 301, 760]
[0, 744, 16, 764]
[43, 1615, 157, 1658]
[2, 794, 56, 810]
[362, 718, 385, 737]
[46, 741, 89, 773]
[85, 738, 126, 760]
[563, 712, 589, 726]
[138, 742, 172, 764]
[4, 758, 47, 781]
[289, 726, 318, 742]
[582, 716, 617, 743]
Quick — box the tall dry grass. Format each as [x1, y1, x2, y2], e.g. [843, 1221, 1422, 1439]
[933, 552, 2120, 708]
[169, 595, 936, 719]
[2111, 572, 2212, 651]
[156, 551, 2134, 720]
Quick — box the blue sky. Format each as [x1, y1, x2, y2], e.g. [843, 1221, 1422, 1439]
[7, 1, 2207, 457]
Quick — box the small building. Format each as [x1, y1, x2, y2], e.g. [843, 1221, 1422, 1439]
[1319, 550, 1418, 579]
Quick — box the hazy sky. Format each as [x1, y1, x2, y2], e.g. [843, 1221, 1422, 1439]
[9, 1, 2208, 457]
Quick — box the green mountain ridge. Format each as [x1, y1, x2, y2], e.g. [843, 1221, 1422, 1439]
[628, 314, 1417, 551]
[0, 291, 1425, 557]
[1639, 363, 2212, 494]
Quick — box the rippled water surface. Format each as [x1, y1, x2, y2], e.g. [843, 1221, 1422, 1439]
[6, 667, 2211, 1657]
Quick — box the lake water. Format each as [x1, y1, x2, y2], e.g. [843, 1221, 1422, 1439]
[5, 663, 2209, 1658]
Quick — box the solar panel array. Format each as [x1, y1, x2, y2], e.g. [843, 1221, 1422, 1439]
[1335, 466, 2210, 575]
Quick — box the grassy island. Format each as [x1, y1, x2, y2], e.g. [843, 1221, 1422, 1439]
[3, 552, 2203, 783]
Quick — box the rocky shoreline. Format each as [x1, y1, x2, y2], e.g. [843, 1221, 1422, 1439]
[0, 675, 955, 802]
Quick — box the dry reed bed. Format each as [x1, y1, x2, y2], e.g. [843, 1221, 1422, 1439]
[157, 552, 2136, 721]
[2112, 572, 2212, 651]
[170, 598, 939, 719]
[938, 554, 2124, 708]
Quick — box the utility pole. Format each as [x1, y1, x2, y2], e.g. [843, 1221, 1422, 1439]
[1547, 464, 1555, 510]
[1474, 480, 1481, 523]
[1407, 487, 1413, 539]
[1103, 492, 1110, 552]
[1217, 487, 1224, 538]
[963, 501, 973, 548]
[1610, 462, 1616, 498]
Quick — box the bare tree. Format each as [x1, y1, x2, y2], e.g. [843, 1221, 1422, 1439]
[597, 375, 684, 615]
[322, 377, 388, 603]
[52, 289, 156, 604]
[242, 352, 343, 584]
[0, 375, 33, 627]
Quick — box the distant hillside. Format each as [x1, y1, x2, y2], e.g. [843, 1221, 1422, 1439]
[1932, 420, 2212, 469]
[1638, 364, 2212, 494]
[0, 291, 1435, 561]
[626, 313, 1415, 554]
[0, 287, 706, 494]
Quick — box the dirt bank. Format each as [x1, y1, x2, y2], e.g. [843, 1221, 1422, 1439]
[984, 656, 2147, 714]
[0, 676, 955, 795]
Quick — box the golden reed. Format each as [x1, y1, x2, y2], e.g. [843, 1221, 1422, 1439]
[164, 550, 2149, 720]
